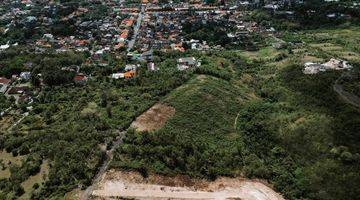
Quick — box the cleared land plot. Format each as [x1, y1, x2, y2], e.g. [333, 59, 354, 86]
[19, 160, 50, 200]
[130, 103, 175, 132]
[93, 170, 284, 200]
[241, 47, 281, 61]
[0, 115, 18, 131]
[0, 151, 24, 179]
[309, 43, 360, 62]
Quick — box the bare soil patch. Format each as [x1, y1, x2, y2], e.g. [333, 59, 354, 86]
[301, 54, 324, 64]
[92, 170, 284, 200]
[130, 103, 175, 132]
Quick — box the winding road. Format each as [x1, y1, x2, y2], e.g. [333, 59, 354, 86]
[333, 72, 360, 109]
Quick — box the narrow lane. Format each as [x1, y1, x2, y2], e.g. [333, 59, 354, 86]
[80, 131, 126, 200]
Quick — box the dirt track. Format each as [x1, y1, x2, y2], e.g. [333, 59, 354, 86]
[333, 72, 360, 109]
[92, 170, 284, 200]
[80, 132, 126, 200]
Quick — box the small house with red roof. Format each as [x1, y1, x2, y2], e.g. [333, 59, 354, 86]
[73, 74, 88, 85]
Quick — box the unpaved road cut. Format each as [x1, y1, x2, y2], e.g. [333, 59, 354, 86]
[92, 170, 284, 200]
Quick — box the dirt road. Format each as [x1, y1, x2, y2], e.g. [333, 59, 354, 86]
[80, 131, 126, 200]
[92, 171, 284, 200]
[333, 73, 360, 109]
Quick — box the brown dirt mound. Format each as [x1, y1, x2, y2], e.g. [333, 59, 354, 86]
[130, 103, 175, 132]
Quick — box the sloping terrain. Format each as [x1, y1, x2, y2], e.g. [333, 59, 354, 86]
[110, 38, 360, 200]
[111, 75, 249, 179]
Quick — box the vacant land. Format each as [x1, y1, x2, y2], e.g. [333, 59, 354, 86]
[19, 160, 49, 200]
[0, 151, 24, 179]
[92, 170, 284, 200]
[130, 103, 175, 132]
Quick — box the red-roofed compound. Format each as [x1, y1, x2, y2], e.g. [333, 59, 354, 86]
[0, 77, 11, 85]
[74, 74, 88, 84]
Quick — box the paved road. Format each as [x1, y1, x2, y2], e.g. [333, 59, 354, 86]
[127, 5, 145, 51]
[81, 131, 126, 200]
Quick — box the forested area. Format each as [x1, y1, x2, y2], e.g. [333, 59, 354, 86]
[1, 1, 360, 198]
[246, 0, 360, 31]
[0, 94, 12, 113]
[0, 0, 110, 44]
[339, 64, 360, 96]
[182, 21, 264, 50]
[0, 49, 192, 199]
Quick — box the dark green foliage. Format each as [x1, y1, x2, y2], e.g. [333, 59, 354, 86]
[182, 21, 232, 46]
[0, 94, 12, 113]
[338, 63, 360, 96]
[0, 52, 191, 198]
[112, 50, 360, 200]
[112, 76, 246, 178]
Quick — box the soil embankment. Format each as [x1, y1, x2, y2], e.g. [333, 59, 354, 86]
[92, 170, 284, 200]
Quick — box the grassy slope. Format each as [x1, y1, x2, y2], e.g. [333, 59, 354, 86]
[112, 27, 360, 200]
[112, 75, 250, 178]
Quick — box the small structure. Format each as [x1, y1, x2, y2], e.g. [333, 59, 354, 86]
[111, 73, 125, 79]
[0, 84, 9, 93]
[0, 77, 11, 85]
[142, 50, 153, 61]
[323, 58, 352, 70]
[177, 57, 201, 71]
[124, 64, 138, 72]
[0, 77, 12, 93]
[0, 44, 10, 52]
[74, 73, 88, 84]
[124, 70, 136, 79]
[147, 62, 158, 71]
[7, 86, 30, 95]
[303, 62, 326, 74]
[20, 72, 31, 81]
[303, 58, 352, 74]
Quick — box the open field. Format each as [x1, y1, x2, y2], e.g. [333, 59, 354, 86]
[0, 151, 24, 179]
[19, 160, 49, 200]
[92, 170, 284, 200]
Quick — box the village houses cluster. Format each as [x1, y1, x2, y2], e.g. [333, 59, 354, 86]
[0, 0, 310, 108]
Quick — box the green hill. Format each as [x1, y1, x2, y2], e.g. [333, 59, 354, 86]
[112, 47, 360, 200]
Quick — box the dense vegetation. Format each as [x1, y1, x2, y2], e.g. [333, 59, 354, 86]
[0, 94, 12, 113]
[182, 21, 264, 50]
[0, 49, 191, 199]
[1, 1, 360, 199]
[112, 43, 360, 200]
[247, 0, 360, 31]
[339, 64, 360, 96]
